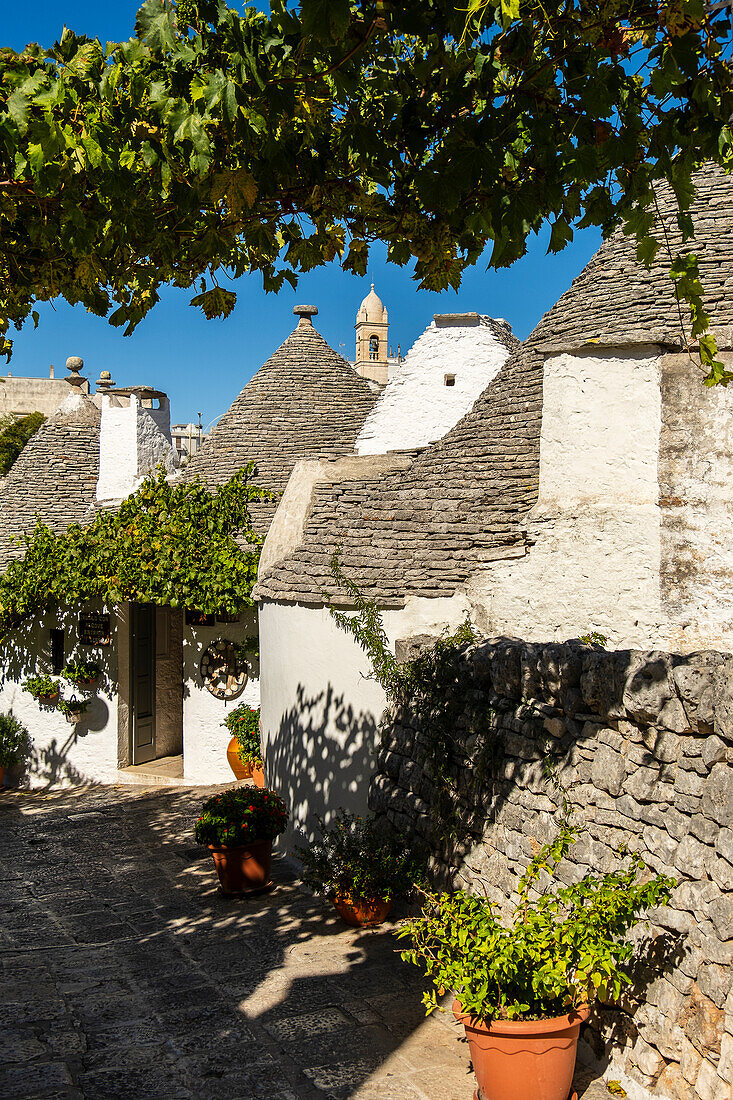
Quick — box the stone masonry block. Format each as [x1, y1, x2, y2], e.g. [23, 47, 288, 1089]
[681, 985, 725, 1060]
[708, 894, 733, 942]
[623, 652, 675, 725]
[703, 735, 728, 770]
[591, 744, 626, 796]
[698, 963, 733, 1011]
[701, 763, 733, 825]
[580, 649, 630, 717]
[715, 828, 733, 864]
[713, 658, 733, 743]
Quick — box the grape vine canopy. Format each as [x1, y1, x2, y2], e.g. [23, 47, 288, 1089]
[1, 0, 732, 381]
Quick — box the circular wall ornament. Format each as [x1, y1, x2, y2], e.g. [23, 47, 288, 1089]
[199, 639, 249, 701]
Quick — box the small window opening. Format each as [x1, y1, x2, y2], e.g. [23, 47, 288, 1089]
[50, 629, 65, 673]
[369, 335, 380, 360]
[444, 374, 456, 387]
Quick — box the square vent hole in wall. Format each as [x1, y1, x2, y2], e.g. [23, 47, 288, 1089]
[444, 374, 456, 387]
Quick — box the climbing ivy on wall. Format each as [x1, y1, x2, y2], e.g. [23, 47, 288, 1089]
[329, 551, 491, 841]
[0, 465, 271, 640]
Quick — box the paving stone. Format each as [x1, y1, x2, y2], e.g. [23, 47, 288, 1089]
[0, 1060, 74, 1097]
[0, 1029, 48, 1064]
[303, 1057, 390, 1095]
[0, 783, 611, 1100]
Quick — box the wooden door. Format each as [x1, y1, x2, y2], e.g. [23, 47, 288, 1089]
[131, 603, 156, 765]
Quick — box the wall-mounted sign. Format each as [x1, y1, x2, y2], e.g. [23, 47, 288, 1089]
[200, 639, 248, 701]
[79, 612, 111, 646]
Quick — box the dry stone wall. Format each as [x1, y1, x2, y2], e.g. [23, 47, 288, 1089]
[369, 637, 733, 1100]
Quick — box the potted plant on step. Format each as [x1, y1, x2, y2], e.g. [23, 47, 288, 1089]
[194, 786, 288, 895]
[0, 711, 29, 787]
[62, 660, 102, 688]
[23, 674, 61, 706]
[297, 810, 425, 927]
[397, 823, 675, 1100]
[223, 704, 264, 786]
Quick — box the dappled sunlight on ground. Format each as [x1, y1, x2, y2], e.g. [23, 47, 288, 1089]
[0, 783, 611, 1099]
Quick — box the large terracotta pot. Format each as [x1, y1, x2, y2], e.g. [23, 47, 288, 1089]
[453, 1001, 589, 1100]
[332, 893, 393, 927]
[208, 837, 272, 895]
[250, 764, 265, 788]
[226, 735, 251, 780]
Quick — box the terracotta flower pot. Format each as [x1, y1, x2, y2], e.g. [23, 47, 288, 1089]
[226, 735, 251, 780]
[453, 1001, 589, 1100]
[332, 894, 393, 927]
[39, 692, 59, 706]
[208, 837, 272, 895]
[250, 764, 265, 788]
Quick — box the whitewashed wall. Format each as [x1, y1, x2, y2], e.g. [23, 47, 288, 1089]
[355, 317, 513, 455]
[258, 594, 470, 851]
[467, 348, 664, 648]
[182, 610, 260, 784]
[657, 350, 733, 653]
[466, 346, 733, 655]
[0, 603, 119, 788]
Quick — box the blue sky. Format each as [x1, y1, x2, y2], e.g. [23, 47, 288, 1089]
[4, 2, 602, 427]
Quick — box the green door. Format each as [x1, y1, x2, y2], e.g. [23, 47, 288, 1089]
[131, 603, 156, 765]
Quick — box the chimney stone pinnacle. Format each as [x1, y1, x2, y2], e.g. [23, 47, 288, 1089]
[293, 304, 318, 325]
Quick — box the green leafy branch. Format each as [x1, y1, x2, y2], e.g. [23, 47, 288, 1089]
[0, 465, 273, 643]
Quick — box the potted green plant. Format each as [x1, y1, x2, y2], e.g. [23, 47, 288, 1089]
[0, 711, 29, 787]
[297, 810, 426, 927]
[194, 786, 288, 895]
[23, 674, 61, 706]
[58, 697, 90, 725]
[62, 659, 102, 687]
[223, 704, 264, 786]
[397, 824, 675, 1100]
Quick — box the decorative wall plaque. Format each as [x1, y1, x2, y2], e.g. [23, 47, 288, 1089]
[79, 612, 111, 646]
[199, 639, 248, 700]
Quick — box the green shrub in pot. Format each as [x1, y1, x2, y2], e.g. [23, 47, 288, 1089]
[222, 704, 262, 767]
[0, 711, 29, 768]
[297, 810, 425, 924]
[397, 824, 676, 1100]
[398, 822, 676, 1020]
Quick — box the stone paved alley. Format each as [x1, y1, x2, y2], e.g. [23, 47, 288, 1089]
[0, 783, 612, 1100]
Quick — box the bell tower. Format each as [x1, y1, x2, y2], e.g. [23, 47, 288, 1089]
[355, 284, 389, 385]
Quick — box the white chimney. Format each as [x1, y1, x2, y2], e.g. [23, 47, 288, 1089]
[96, 388, 177, 503]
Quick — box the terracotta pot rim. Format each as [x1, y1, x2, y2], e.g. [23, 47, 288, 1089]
[207, 838, 271, 853]
[331, 890, 390, 904]
[453, 1000, 590, 1035]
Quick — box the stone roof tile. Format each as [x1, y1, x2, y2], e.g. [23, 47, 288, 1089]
[0, 394, 101, 566]
[182, 315, 378, 536]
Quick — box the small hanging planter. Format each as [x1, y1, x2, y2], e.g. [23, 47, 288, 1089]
[60, 696, 89, 725]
